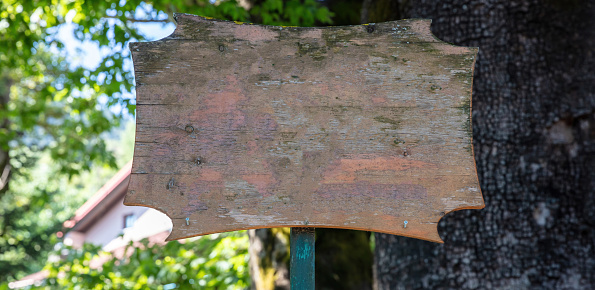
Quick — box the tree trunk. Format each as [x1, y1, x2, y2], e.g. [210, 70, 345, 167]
[372, 0, 595, 289]
[248, 228, 290, 290]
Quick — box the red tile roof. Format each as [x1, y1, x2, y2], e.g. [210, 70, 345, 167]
[63, 161, 132, 230]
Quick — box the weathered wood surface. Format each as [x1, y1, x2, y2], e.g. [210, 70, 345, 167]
[125, 13, 484, 243]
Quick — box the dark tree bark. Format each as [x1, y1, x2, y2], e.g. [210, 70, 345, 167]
[372, 1, 595, 289]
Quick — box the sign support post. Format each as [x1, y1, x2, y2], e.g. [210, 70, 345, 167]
[290, 227, 315, 289]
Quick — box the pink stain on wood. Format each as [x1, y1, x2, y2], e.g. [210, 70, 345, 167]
[198, 168, 223, 182]
[233, 24, 278, 43]
[241, 174, 276, 195]
[371, 97, 387, 104]
[321, 156, 438, 184]
[203, 75, 246, 114]
[246, 140, 259, 155]
[408, 20, 436, 42]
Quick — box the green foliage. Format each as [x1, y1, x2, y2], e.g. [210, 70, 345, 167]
[40, 232, 250, 289]
[249, 0, 334, 26]
[0, 124, 133, 281]
[324, 0, 362, 26]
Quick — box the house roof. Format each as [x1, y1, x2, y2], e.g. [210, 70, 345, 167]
[63, 161, 132, 232]
[11, 161, 172, 289]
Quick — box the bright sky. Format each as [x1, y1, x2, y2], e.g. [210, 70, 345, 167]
[57, 1, 177, 70]
[56, 19, 176, 70]
[54, 8, 177, 117]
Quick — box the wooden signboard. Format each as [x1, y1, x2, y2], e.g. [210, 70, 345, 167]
[125, 14, 484, 243]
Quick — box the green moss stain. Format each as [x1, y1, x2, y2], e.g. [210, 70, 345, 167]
[458, 98, 471, 117]
[453, 70, 474, 83]
[430, 84, 442, 91]
[415, 42, 441, 54]
[442, 54, 476, 71]
[374, 116, 400, 127]
[393, 139, 405, 145]
[457, 98, 473, 154]
[175, 18, 215, 40]
[296, 41, 327, 61]
[322, 29, 359, 46]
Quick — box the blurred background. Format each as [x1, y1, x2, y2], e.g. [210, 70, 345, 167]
[1, 0, 594, 289]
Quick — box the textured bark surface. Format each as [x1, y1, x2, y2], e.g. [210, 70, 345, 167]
[126, 14, 483, 243]
[373, 1, 595, 289]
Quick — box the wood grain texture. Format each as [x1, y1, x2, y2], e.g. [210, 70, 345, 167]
[125, 13, 484, 243]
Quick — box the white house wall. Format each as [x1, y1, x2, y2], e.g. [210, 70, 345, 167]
[82, 197, 150, 246]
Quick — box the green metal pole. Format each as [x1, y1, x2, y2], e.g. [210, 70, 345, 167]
[290, 227, 315, 290]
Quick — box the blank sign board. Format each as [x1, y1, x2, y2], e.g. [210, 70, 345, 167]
[125, 14, 484, 243]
